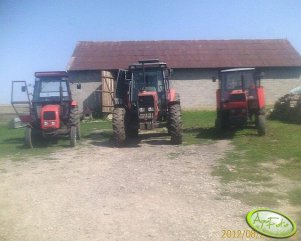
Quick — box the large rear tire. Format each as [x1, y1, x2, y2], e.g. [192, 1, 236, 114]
[76, 125, 81, 140]
[257, 115, 266, 136]
[70, 106, 80, 143]
[112, 107, 127, 146]
[169, 104, 182, 145]
[25, 127, 33, 148]
[70, 106, 80, 126]
[70, 126, 77, 147]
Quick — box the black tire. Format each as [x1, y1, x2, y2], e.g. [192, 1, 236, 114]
[215, 118, 222, 131]
[25, 127, 33, 148]
[257, 115, 266, 136]
[112, 107, 127, 146]
[76, 124, 81, 140]
[70, 106, 80, 125]
[70, 126, 77, 147]
[169, 104, 182, 144]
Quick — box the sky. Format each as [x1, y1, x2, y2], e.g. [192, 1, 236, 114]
[1, 0, 301, 104]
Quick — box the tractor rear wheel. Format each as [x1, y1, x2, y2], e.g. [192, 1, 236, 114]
[215, 118, 222, 131]
[70, 126, 77, 147]
[70, 106, 80, 142]
[112, 107, 127, 146]
[25, 126, 33, 148]
[169, 104, 182, 144]
[70, 106, 80, 126]
[77, 125, 81, 140]
[257, 115, 266, 136]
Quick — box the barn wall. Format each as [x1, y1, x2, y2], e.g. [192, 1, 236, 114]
[68, 70, 102, 114]
[171, 69, 218, 109]
[260, 67, 301, 105]
[171, 68, 301, 109]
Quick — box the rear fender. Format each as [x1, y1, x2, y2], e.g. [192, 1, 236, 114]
[71, 100, 78, 107]
[257, 87, 265, 109]
[168, 89, 180, 103]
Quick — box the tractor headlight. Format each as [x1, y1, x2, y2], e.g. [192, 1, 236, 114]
[139, 107, 145, 112]
[147, 107, 154, 112]
[44, 121, 49, 126]
[51, 121, 56, 126]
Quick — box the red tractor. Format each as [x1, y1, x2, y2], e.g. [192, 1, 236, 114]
[112, 59, 182, 145]
[213, 68, 266, 135]
[11, 71, 81, 148]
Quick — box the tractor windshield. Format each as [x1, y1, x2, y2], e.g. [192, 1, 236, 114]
[33, 79, 70, 102]
[131, 69, 164, 101]
[221, 71, 254, 91]
[220, 70, 256, 101]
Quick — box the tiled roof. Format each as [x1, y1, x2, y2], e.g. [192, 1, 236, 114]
[67, 39, 301, 71]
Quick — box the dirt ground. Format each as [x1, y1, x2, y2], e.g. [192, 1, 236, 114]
[0, 133, 259, 241]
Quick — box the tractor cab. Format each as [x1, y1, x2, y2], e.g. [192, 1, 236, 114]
[214, 68, 266, 135]
[32, 72, 72, 127]
[33, 72, 71, 103]
[219, 68, 261, 112]
[128, 59, 170, 119]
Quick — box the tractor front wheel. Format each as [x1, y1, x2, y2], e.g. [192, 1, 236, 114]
[76, 125, 81, 140]
[25, 126, 33, 148]
[257, 115, 266, 136]
[169, 104, 182, 145]
[112, 107, 127, 146]
[70, 126, 77, 147]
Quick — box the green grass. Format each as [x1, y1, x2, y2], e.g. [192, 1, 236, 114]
[0, 119, 112, 160]
[182, 110, 217, 145]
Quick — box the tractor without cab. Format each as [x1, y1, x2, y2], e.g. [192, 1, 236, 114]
[112, 59, 182, 146]
[213, 68, 266, 135]
[11, 71, 81, 148]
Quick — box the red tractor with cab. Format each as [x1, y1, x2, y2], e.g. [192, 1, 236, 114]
[113, 59, 182, 145]
[11, 71, 81, 148]
[213, 68, 266, 135]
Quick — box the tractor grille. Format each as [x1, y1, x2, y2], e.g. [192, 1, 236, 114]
[43, 111, 56, 120]
[138, 95, 154, 108]
[229, 93, 246, 102]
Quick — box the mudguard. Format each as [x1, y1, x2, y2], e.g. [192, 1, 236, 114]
[71, 100, 78, 107]
[168, 89, 180, 103]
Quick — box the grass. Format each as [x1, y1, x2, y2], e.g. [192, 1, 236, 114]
[0, 119, 112, 160]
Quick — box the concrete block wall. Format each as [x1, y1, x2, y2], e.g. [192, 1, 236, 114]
[171, 69, 218, 109]
[260, 68, 301, 106]
[68, 70, 102, 113]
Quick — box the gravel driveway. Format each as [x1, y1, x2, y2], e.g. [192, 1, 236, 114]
[0, 134, 253, 241]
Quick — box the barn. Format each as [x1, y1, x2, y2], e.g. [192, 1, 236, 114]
[66, 39, 301, 114]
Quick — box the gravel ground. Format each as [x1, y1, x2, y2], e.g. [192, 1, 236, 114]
[0, 134, 256, 241]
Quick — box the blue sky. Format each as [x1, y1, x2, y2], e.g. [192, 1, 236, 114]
[1, 0, 301, 104]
